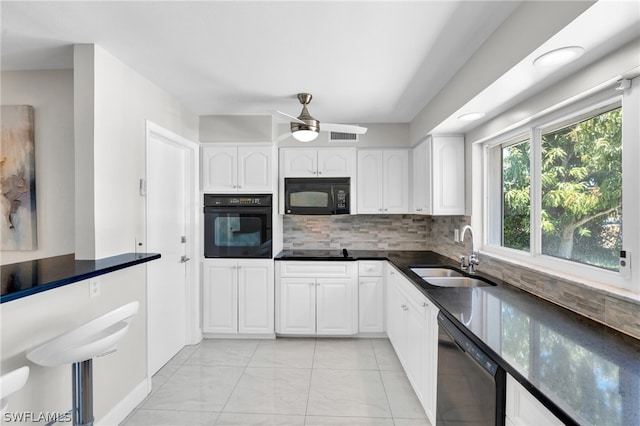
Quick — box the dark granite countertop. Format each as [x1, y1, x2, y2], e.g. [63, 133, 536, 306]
[275, 250, 640, 426]
[0, 252, 161, 303]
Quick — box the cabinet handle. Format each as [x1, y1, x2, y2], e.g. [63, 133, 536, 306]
[416, 208, 423, 212]
[318, 171, 322, 174]
[384, 208, 388, 212]
[309, 282, 315, 286]
[400, 303, 408, 311]
[378, 209, 383, 212]
[422, 302, 428, 307]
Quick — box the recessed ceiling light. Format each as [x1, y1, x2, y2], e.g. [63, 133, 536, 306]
[458, 112, 486, 121]
[533, 46, 584, 67]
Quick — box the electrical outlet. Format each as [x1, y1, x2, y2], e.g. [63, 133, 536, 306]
[619, 250, 631, 279]
[454, 229, 460, 243]
[89, 278, 101, 298]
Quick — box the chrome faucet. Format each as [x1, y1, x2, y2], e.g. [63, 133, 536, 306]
[460, 225, 479, 273]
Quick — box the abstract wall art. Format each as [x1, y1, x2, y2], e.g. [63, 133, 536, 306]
[1, 105, 37, 250]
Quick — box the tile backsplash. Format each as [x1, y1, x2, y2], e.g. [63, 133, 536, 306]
[429, 216, 640, 341]
[283, 213, 639, 340]
[283, 214, 429, 250]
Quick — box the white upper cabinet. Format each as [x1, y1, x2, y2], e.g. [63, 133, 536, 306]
[281, 148, 356, 178]
[357, 149, 409, 214]
[412, 135, 465, 215]
[202, 144, 273, 192]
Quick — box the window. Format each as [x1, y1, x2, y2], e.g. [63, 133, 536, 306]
[540, 107, 622, 271]
[484, 88, 635, 289]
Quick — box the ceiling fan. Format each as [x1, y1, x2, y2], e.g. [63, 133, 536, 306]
[276, 93, 368, 142]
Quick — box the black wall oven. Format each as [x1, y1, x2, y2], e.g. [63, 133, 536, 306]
[204, 194, 272, 258]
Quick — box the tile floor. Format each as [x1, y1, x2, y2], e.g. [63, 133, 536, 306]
[122, 338, 430, 426]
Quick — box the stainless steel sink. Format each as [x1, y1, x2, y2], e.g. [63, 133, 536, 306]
[423, 277, 493, 288]
[410, 267, 464, 278]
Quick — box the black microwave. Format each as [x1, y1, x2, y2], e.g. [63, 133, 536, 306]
[284, 177, 350, 215]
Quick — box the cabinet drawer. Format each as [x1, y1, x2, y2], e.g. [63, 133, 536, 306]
[279, 261, 355, 278]
[358, 261, 384, 277]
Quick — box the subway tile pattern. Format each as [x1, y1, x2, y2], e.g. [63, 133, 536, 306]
[429, 216, 640, 341]
[283, 215, 429, 251]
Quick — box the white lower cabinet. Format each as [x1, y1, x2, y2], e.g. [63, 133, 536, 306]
[386, 263, 438, 426]
[203, 259, 274, 335]
[276, 261, 358, 335]
[358, 261, 385, 333]
[506, 374, 563, 426]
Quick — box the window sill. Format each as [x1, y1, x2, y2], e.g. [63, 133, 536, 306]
[479, 247, 640, 304]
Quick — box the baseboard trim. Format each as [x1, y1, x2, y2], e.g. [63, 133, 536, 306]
[96, 378, 150, 426]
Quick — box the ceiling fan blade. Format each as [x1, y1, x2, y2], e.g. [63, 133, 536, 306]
[275, 110, 305, 124]
[321, 122, 368, 135]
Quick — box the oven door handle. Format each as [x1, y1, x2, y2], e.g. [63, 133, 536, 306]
[203, 207, 271, 214]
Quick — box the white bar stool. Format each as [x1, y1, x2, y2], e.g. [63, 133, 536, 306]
[27, 302, 139, 426]
[0, 366, 30, 414]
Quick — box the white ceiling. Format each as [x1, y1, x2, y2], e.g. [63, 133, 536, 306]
[1, 1, 519, 124]
[1, 1, 638, 134]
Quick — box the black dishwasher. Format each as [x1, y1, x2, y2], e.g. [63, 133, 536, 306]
[437, 312, 506, 425]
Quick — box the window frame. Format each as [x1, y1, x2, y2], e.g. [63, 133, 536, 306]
[482, 87, 635, 292]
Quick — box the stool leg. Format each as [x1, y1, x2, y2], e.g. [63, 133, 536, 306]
[72, 360, 94, 426]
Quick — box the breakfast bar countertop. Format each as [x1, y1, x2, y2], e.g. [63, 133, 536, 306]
[0, 252, 161, 303]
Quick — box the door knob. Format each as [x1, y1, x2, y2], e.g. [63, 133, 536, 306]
[180, 256, 190, 263]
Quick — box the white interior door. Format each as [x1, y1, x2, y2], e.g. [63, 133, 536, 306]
[147, 127, 189, 375]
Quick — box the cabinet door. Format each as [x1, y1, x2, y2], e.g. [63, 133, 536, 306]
[383, 150, 409, 213]
[278, 277, 316, 334]
[411, 141, 431, 214]
[317, 148, 356, 177]
[385, 268, 408, 365]
[423, 302, 439, 426]
[359, 276, 384, 333]
[202, 260, 238, 333]
[406, 302, 427, 401]
[316, 277, 357, 335]
[282, 148, 318, 177]
[432, 136, 465, 215]
[506, 374, 564, 426]
[357, 150, 384, 213]
[237, 146, 273, 192]
[202, 146, 237, 192]
[238, 260, 274, 334]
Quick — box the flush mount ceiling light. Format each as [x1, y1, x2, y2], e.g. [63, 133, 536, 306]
[533, 46, 584, 67]
[458, 112, 486, 121]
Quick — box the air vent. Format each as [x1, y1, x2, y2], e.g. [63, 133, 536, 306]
[329, 131, 359, 142]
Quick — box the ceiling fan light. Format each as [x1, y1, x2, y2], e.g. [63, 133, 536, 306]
[291, 119, 319, 142]
[292, 129, 319, 142]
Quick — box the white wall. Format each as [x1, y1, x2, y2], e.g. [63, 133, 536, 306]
[0, 43, 200, 425]
[74, 44, 199, 260]
[0, 70, 75, 265]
